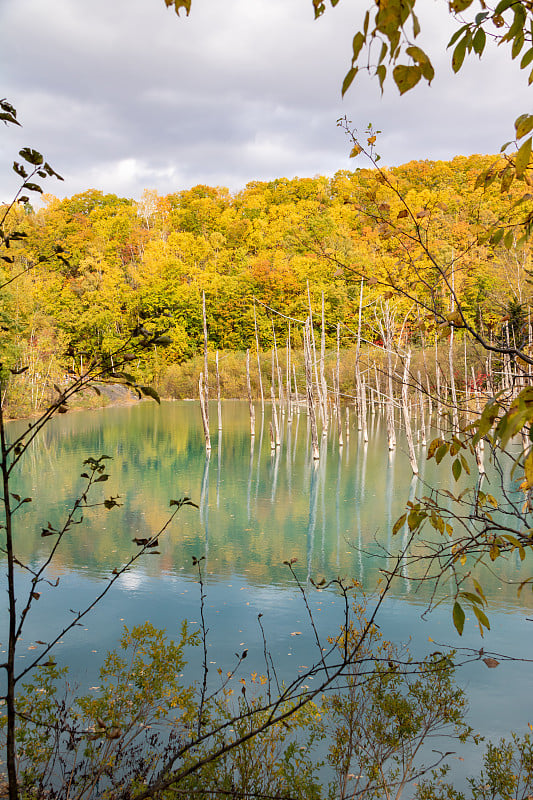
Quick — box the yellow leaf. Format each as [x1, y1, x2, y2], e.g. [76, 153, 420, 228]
[516, 136, 532, 179]
[515, 113, 533, 139]
[525, 450, 533, 486]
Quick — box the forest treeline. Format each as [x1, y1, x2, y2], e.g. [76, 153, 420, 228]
[1, 152, 530, 415]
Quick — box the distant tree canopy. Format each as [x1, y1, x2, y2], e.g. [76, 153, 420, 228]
[0, 155, 530, 395]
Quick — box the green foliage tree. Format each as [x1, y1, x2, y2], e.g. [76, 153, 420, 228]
[4, 589, 479, 800]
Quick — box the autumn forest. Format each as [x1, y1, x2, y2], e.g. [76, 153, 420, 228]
[1, 151, 530, 416]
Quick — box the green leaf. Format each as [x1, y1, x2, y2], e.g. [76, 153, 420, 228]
[13, 161, 28, 178]
[515, 113, 533, 139]
[490, 226, 504, 245]
[411, 9, 420, 37]
[472, 604, 490, 634]
[472, 578, 487, 604]
[459, 453, 470, 475]
[22, 181, 43, 193]
[19, 147, 43, 165]
[352, 31, 365, 61]
[525, 449, 533, 486]
[405, 45, 434, 81]
[408, 509, 425, 531]
[507, 2, 526, 41]
[342, 67, 358, 97]
[474, 399, 499, 442]
[448, 23, 469, 48]
[43, 162, 64, 181]
[427, 437, 444, 459]
[494, 0, 515, 13]
[473, 27, 486, 56]
[451, 36, 468, 73]
[0, 100, 21, 126]
[516, 136, 532, 178]
[140, 385, 161, 404]
[392, 64, 421, 95]
[104, 498, 120, 510]
[452, 457, 462, 481]
[512, 30, 525, 59]
[435, 443, 449, 464]
[520, 46, 533, 69]
[405, 45, 427, 63]
[115, 371, 137, 383]
[376, 64, 387, 92]
[459, 591, 483, 606]
[452, 601, 465, 635]
[392, 513, 407, 535]
[503, 228, 515, 247]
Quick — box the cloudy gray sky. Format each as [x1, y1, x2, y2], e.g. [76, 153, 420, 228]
[1, 0, 530, 203]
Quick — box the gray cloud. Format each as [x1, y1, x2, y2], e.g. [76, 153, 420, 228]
[1, 0, 530, 203]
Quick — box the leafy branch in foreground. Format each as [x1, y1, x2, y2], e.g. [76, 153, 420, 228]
[415, 732, 533, 800]
[327, 118, 533, 368]
[299, 118, 533, 637]
[3, 560, 491, 800]
[388, 385, 533, 637]
[1, 429, 198, 798]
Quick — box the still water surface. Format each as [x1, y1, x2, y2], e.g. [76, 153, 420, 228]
[3, 400, 533, 778]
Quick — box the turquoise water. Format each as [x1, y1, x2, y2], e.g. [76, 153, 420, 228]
[2, 399, 533, 783]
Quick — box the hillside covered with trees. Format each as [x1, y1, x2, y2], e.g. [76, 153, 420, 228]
[1, 152, 530, 415]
